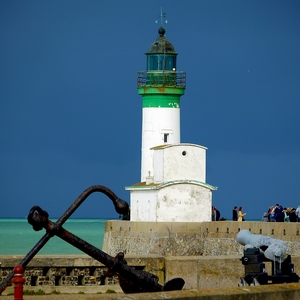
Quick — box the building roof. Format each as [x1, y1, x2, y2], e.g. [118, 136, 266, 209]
[125, 180, 218, 191]
[150, 143, 208, 151]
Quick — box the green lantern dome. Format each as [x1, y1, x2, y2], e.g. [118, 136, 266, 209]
[146, 27, 177, 71]
[147, 27, 177, 54]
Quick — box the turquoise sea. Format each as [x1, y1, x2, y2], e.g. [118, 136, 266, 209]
[0, 218, 262, 256]
[0, 218, 107, 255]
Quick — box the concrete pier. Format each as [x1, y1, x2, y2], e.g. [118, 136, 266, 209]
[1, 221, 300, 298]
[1, 283, 300, 299]
[102, 220, 300, 256]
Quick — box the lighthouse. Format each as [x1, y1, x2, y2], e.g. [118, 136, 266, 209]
[138, 27, 185, 182]
[126, 27, 217, 222]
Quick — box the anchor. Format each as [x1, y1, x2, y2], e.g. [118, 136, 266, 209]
[0, 185, 184, 294]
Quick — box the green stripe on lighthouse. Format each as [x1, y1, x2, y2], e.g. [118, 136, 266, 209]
[138, 86, 185, 108]
[142, 95, 180, 108]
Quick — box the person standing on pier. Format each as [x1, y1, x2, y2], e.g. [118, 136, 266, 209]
[232, 206, 238, 221]
[238, 207, 246, 222]
[296, 205, 300, 222]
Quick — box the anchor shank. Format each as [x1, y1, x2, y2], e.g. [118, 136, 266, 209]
[49, 220, 164, 292]
[54, 225, 163, 291]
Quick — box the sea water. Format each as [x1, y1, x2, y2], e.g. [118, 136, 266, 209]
[0, 218, 106, 255]
[0, 218, 262, 255]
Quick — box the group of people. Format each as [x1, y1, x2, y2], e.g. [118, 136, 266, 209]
[213, 204, 300, 222]
[232, 206, 246, 222]
[212, 206, 246, 221]
[262, 204, 300, 222]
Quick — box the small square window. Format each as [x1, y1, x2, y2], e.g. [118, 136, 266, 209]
[164, 133, 169, 143]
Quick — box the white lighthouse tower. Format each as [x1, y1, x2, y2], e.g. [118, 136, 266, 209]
[138, 27, 184, 182]
[126, 26, 217, 222]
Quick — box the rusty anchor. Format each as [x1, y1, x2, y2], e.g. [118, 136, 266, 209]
[0, 185, 184, 294]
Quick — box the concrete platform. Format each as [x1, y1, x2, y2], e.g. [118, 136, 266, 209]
[1, 283, 300, 300]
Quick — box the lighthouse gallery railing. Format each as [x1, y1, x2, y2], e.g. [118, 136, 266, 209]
[137, 71, 186, 87]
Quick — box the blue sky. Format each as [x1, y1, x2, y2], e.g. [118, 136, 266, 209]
[1, 0, 299, 220]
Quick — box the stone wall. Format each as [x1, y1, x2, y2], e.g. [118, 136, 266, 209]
[0, 255, 163, 295]
[102, 220, 300, 256]
[1, 254, 300, 295]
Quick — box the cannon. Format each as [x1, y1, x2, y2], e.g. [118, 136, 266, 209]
[237, 230, 299, 286]
[0, 185, 184, 294]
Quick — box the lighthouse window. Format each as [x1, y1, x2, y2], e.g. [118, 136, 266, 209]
[165, 56, 177, 70]
[147, 56, 158, 70]
[147, 55, 177, 71]
[158, 56, 164, 70]
[164, 134, 169, 143]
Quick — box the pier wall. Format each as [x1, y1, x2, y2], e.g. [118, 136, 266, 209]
[102, 220, 300, 256]
[1, 254, 300, 296]
[1, 221, 300, 296]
